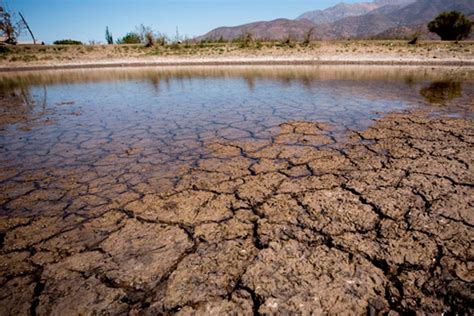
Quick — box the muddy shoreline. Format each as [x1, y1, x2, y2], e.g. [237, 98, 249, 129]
[1, 108, 472, 314]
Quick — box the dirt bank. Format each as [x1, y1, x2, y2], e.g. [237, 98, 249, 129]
[0, 102, 472, 314]
[0, 40, 473, 71]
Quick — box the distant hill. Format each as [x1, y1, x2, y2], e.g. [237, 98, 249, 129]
[296, 2, 380, 25]
[396, 0, 474, 25]
[296, 0, 415, 25]
[374, 24, 440, 40]
[198, 0, 474, 41]
[326, 0, 474, 39]
[375, 12, 474, 40]
[197, 19, 319, 41]
[373, 0, 416, 5]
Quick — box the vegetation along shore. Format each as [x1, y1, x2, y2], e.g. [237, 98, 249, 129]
[0, 40, 473, 71]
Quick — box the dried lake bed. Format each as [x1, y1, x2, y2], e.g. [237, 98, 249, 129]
[0, 66, 473, 315]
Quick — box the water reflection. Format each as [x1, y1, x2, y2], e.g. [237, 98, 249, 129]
[0, 65, 472, 133]
[420, 81, 463, 104]
[0, 84, 48, 129]
[0, 65, 472, 95]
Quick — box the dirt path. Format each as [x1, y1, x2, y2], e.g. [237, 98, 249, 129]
[1, 102, 472, 314]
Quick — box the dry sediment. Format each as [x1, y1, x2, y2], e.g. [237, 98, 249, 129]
[1, 57, 474, 73]
[0, 96, 473, 314]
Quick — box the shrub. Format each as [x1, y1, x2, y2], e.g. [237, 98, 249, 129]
[144, 31, 155, 47]
[408, 33, 420, 45]
[116, 32, 141, 44]
[169, 42, 180, 50]
[0, 46, 10, 54]
[280, 35, 295, 48]
[428, 11, 472, 41]
[238, 32, 253, 48]
[145, 31, 167, 47]
[156, 35, 167, 46]
[105, 26, 113, 44]
[53, 39, 83, 45]
[303, 27, 315, 46]
[116, 25, 166, 46]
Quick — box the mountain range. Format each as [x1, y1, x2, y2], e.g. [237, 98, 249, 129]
[198, 0, 474, 41]
[296, 0, 415, 25]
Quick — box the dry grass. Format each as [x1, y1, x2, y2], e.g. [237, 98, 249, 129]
[0, 40, 473, 67]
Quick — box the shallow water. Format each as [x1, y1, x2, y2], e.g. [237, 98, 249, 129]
[0, 65, 473, 205]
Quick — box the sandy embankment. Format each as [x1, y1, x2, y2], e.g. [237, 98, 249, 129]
[0, 41, 473, 71]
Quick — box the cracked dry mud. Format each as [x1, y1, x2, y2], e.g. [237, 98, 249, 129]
[0, 66, 473, 315]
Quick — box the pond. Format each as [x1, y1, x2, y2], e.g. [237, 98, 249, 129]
[0, 66, 472, 178]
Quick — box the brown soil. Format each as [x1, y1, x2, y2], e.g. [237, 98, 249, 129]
[0, 96, 472, 314]
[0, 40, 473, 70]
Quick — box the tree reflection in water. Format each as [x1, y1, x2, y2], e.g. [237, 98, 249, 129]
[420, 81, 462, 105]
[0, 66, 472, 129]
[0, 84, 48, 128]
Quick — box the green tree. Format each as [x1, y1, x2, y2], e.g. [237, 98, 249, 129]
[428, 11, 472, 41]
[105, 26, 113, 44]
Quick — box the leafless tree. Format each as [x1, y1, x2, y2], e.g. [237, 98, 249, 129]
[303, 27, 315, 46]
[0, 7, 26, 44]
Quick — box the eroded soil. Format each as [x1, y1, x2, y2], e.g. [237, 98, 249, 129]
[0, 68, 473, 315]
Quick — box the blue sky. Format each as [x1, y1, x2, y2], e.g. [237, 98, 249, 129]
[8, 0, 362, 43]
